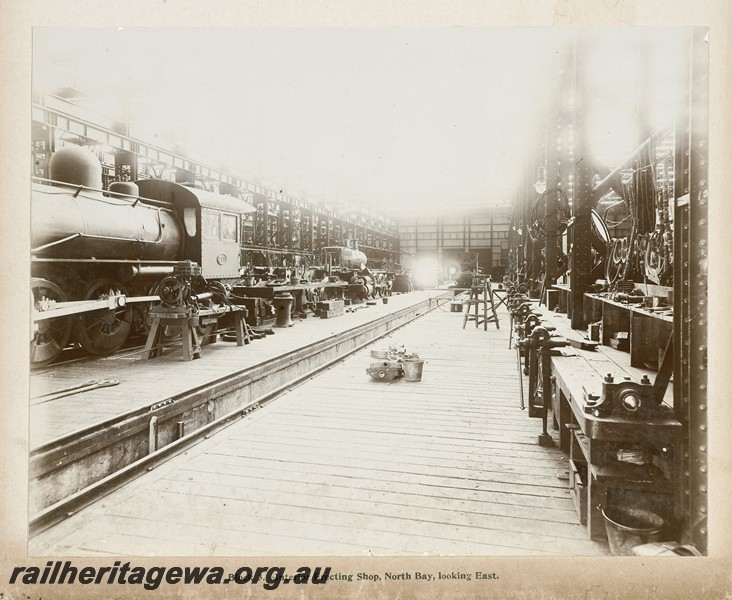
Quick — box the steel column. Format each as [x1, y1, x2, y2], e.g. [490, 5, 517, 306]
[569, 36, 594, 329]
[545, 98, 561, 289]
[674, 27, 708, 553]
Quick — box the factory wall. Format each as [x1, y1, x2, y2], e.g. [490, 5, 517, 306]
[397, 209, 511, 285]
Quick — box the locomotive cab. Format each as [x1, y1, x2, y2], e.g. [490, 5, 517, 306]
[136, 180, 255, 281]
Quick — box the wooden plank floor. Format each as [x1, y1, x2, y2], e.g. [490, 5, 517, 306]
[29, 290, 437, 448]
[30, 301, 609, 557]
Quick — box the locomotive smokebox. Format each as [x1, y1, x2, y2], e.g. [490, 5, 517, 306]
[49, 145, 103, 188]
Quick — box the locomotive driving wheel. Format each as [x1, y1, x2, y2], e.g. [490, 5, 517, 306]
[30, 278, 72, 368]
[72, 279, 133, 355]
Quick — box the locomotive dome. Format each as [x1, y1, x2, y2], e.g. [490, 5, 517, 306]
[49, 145, 103, 188]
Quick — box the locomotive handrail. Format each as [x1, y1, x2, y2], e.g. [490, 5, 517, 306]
[32, 227, 167, 254]
[31, 234, 82, 253]
[33, 177, 176, 210]
[30, 258, 180, 264]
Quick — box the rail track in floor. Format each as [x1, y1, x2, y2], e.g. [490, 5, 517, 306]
[29, 291, 451, 537]
[30, 299, 608, 557]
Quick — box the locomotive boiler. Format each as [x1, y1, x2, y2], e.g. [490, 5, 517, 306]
[321, 245, 368, 271]
[31, 145, 254, 367]
[32, 148, 183, 263]
[320, 244, 391, 300]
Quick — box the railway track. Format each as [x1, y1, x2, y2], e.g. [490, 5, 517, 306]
[29, 292, 451, 537]
[31, 340, 148, 374]
[32, 334, 218, 375]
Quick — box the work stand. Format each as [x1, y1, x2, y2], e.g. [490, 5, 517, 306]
[143, 306, 249, 361]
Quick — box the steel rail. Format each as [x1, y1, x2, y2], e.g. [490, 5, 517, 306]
[29, 293, 451, 537]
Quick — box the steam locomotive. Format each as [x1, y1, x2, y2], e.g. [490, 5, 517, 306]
[30, 146, 406, 367]
[31, 145, 254, 367]
[319, 245, 387, 300]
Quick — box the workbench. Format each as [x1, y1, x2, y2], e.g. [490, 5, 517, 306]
[537, 307, 681, 541]
[581, 293, 673, 369]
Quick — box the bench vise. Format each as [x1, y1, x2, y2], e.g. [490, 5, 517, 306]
[516, 313, 555, 339]
[516, 326, 568, 353]
[516, 326, 569, 446]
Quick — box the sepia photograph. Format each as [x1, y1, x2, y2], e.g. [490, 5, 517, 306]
[2, 1, 731, 598]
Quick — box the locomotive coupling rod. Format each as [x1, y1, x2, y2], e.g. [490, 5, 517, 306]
[31, 379, 120, 405]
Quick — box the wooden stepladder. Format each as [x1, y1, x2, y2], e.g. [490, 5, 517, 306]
[462, 275, 500, 330]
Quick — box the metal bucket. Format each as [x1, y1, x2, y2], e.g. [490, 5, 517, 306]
[602, 506, 665, 556]
[402, 359, 424, 382]
[631, 542, 702, 556]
